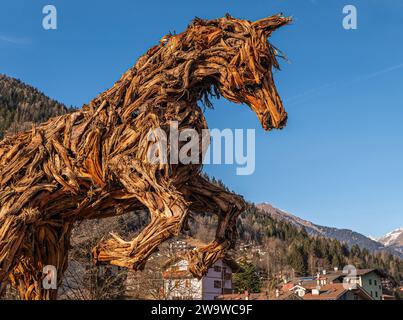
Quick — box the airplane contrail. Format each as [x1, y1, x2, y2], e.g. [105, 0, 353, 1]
[0, 35, 31, 45]
[285, 62, 403, 106]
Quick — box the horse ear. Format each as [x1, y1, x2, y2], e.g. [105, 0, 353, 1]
[191, 17, 205, 27]
[252, 14, 292, 35]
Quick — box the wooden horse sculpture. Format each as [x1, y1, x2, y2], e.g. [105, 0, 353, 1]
[0, 14, 291, 299]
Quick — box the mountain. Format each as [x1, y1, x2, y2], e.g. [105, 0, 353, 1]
[378, 228, 403, 255]
[256, 203, 402, 258]
[0, 74, 73, 139]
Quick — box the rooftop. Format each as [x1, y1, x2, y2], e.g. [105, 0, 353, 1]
[302, 283, 373, 300]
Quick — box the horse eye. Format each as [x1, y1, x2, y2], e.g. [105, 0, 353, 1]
[224, 25, 234, 32]
[245, 83, 262, 91]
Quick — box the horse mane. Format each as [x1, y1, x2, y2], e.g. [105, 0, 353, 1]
[84, 14, 290, 120]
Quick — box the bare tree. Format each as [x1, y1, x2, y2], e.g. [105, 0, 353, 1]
[59, 212, 149, 300]
[125, 240, 203, 300]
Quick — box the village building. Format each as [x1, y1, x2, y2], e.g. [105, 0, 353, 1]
[163, 257, 240, 300]
[343, 269, 383, 300]
[218, 283, 372, 301]
[291, 283, 372, 300]
[217, 290, 302, 300]
[219, 267, 386, 301]
[280, 268, 383, 300]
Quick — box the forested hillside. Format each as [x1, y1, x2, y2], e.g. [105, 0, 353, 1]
[0, 74, 73, 138]
[256, 203, 400, 256]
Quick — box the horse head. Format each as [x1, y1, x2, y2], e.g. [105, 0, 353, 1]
[183, 14, 291, 130]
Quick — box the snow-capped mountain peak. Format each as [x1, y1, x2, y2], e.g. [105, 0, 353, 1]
[378, 227, 403, 247]
[256, 203, 403, 258]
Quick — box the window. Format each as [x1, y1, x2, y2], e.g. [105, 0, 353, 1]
[375, 291, 378, 298]
[214, 280, 222, 288]
[369, 279, 372, 285]
[370, 291, 373, 297]
[374, 280, 377, 286]
[214, 266, 222, 272]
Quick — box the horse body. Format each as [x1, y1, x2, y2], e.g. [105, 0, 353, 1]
[0, 14, 290, 299]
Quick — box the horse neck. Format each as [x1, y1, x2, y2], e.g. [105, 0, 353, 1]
[85, 40, 217, 129]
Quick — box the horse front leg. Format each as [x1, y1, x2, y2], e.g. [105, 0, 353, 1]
[92, 157, 190, 271]
[181, 174, 246, 278]
[0, 214, 27, 296]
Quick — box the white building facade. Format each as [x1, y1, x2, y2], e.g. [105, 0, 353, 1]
[163, 259, 236, 300]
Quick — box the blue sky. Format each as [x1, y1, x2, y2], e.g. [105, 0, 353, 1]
[1, 0, 402, 237]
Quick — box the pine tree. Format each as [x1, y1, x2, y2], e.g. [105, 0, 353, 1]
[287, 245, 308, 276]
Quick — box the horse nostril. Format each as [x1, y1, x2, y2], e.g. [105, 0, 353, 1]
[266, 115, 273, 129]
[279, 113, 288, 128]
